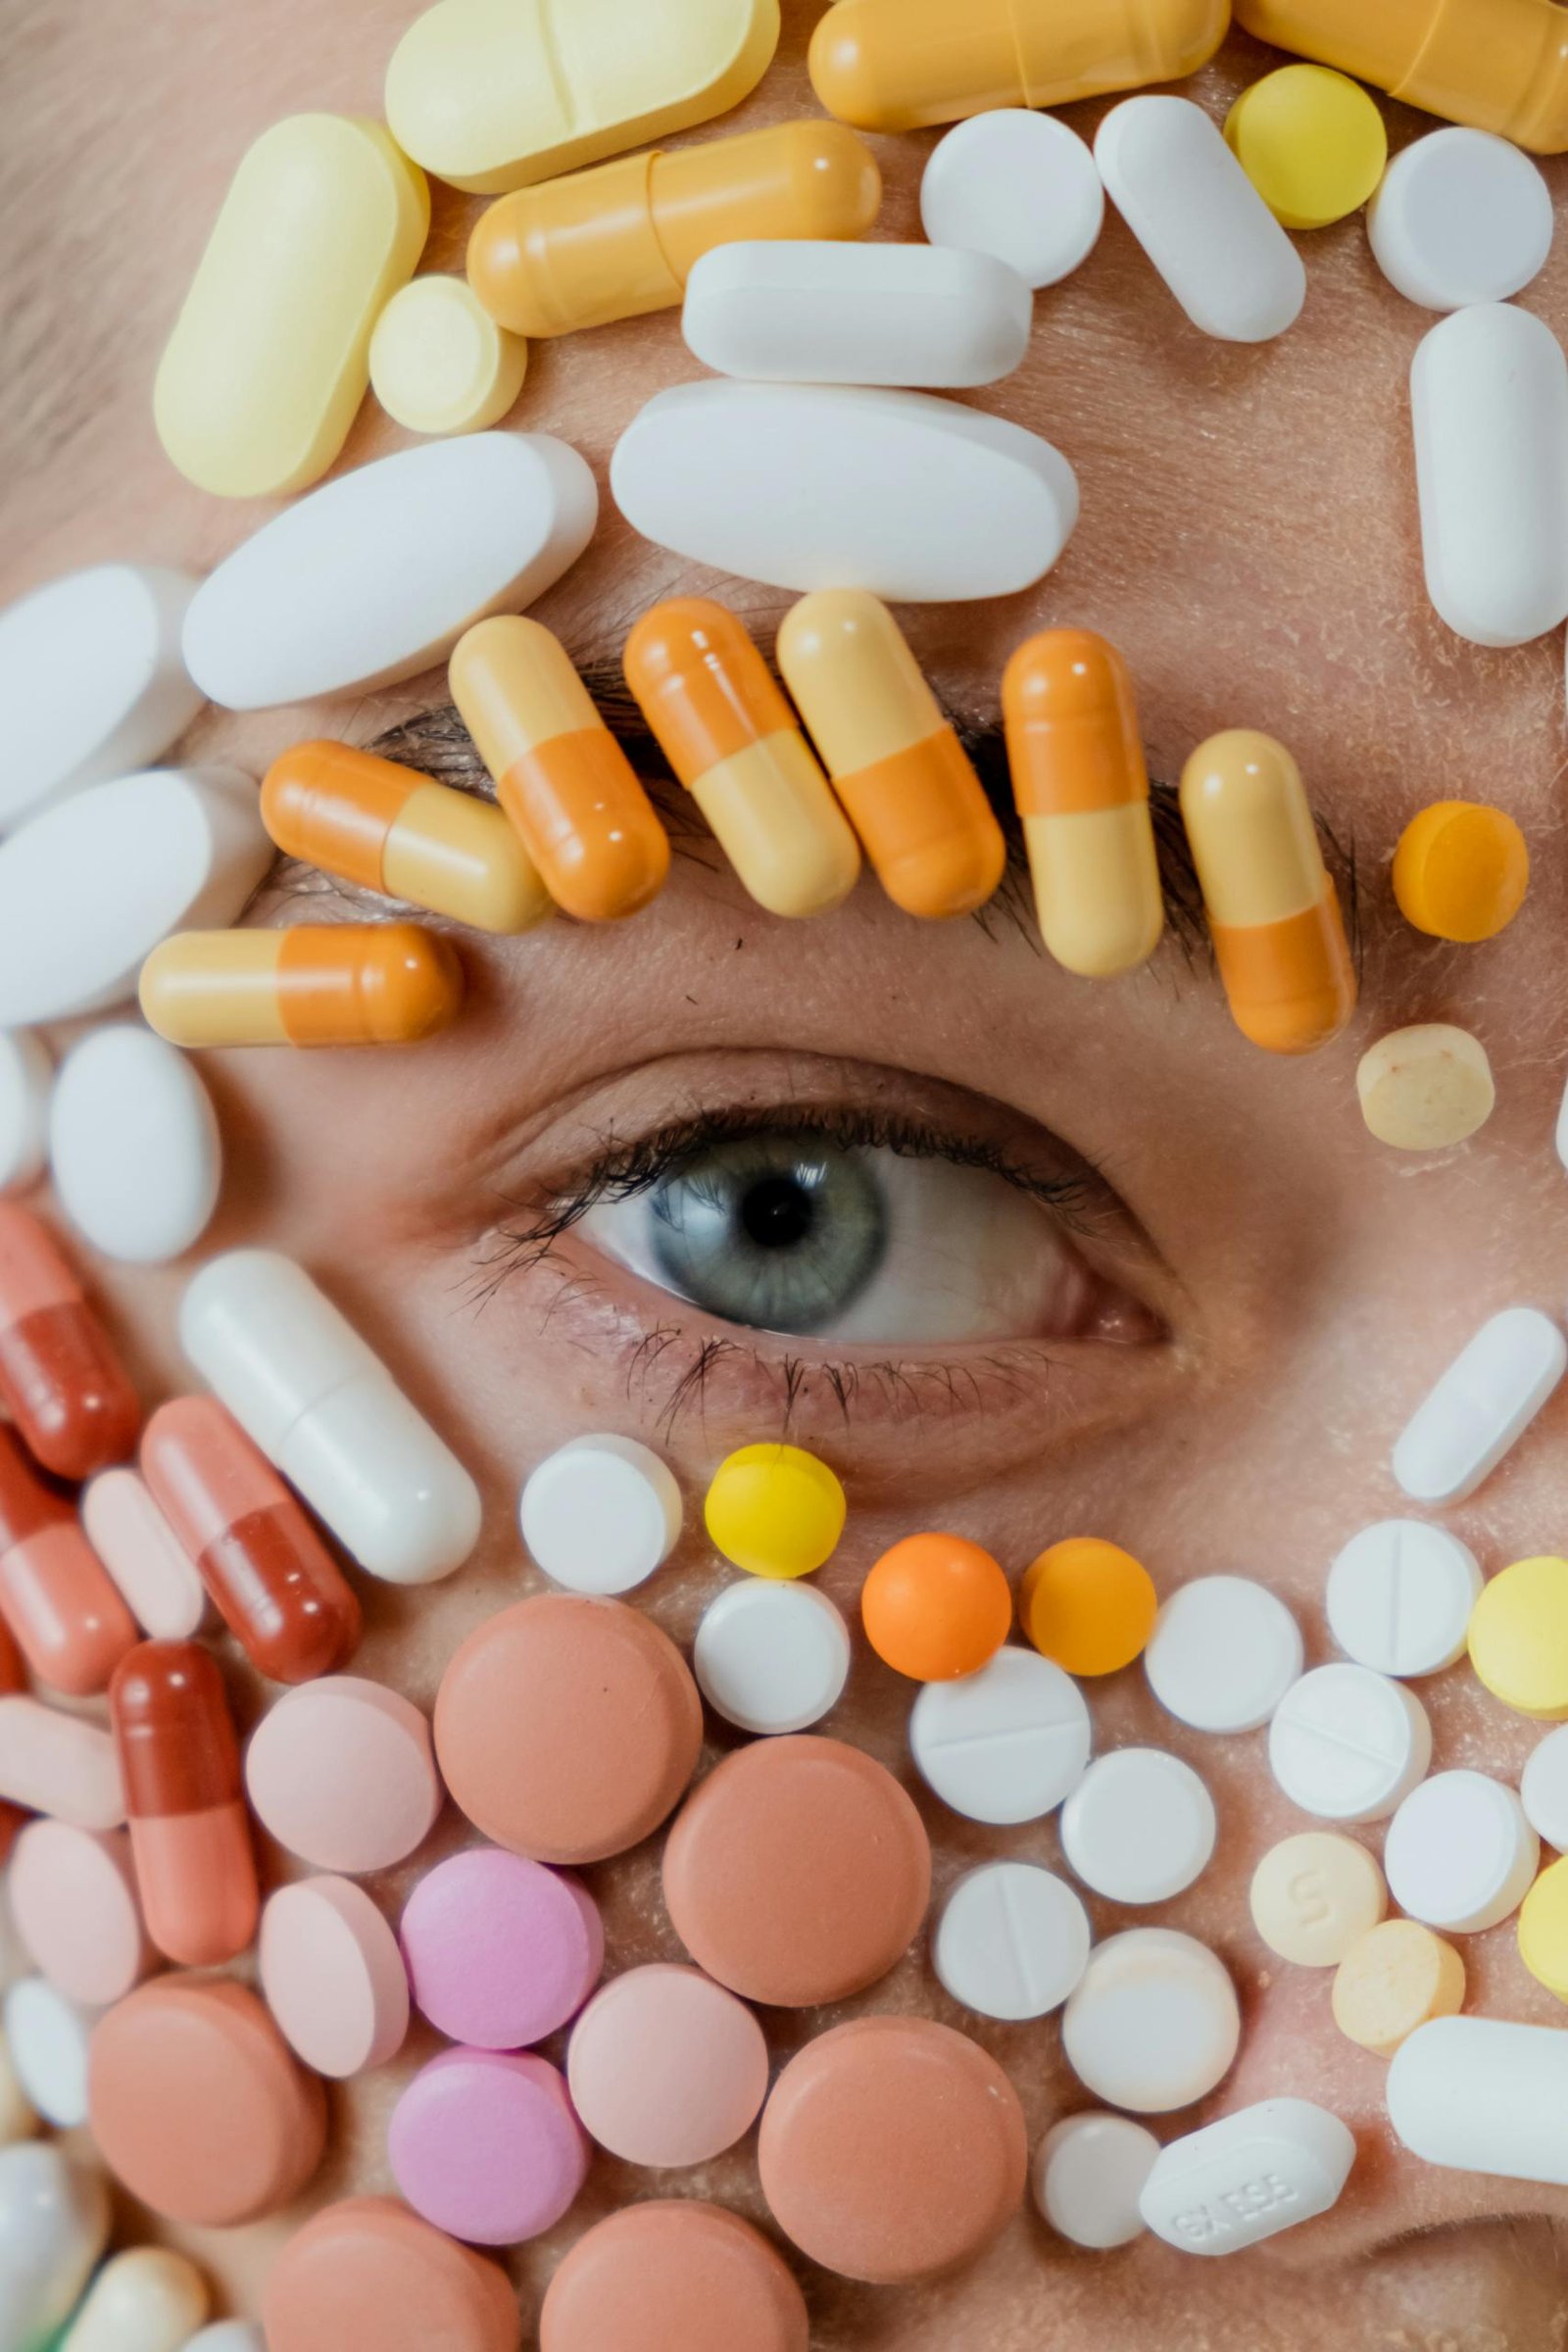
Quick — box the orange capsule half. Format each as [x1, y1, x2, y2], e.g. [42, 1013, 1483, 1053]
[139, 924, 465, 1048]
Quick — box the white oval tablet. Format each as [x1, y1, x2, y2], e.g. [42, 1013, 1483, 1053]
[182, 434, 598, 709]
[0, 1034, 51, 1196]
[0, 768, 271, 1027]
[908, 1645, 1091, 1825]
[612, 381, 1079, 603]
[1384, 1769, 1539, 1933]
[1388, 2016, 1568, 2185]
[1325, 1520, 1483, 1678]
[519, 1434, 682, 1595]
[1034, 2112, 1157, 2249]
[1522, 1726, 1568, 1851]
[1060, 1748, 1217, 1905]
[2, 1980, 91, 2129]
[1368, 128, 1554, 313]
[1139, 2099, 1355, 2256]
[50, 1028, 220, 1265]
[921, 109, 1103, 290]
[1062, 1928, 1241, 2115]
[1392, 1305, 1567, 1505]
[931, 1862, 1090, 2021]
[1267, 1663, 1432, 1824]
[1144, 1575, 1302, 1734]
[693, 1579, 851, 1736]
[0, 2142, 109, 2350]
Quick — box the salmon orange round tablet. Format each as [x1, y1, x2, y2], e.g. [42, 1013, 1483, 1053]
[861, 1533, 1012, 1682]
[1392, 801, 1529, 943]
[1019, 1539, 1157, 1676]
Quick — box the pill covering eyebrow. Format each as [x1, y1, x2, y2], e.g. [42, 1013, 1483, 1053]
[141, 925, 466, 1052]
[1392, 1304, 1566, 1505]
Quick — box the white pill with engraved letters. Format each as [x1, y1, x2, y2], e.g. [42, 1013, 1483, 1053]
[1139, 2098, 1356, 2256]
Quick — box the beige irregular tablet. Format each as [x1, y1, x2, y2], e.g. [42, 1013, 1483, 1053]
[1250, 1832, 1387, 1967]
[1332, 1919, 1466, 2056]
[1356, 1024, 1494, 1152]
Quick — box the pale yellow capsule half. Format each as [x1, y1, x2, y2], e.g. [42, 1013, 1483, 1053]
[155, 116, 430, 500]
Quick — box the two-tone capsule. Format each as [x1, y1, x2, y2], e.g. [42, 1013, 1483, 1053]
[0, 1206, 140, 1480]
[1180, 730, 1356, 1054]
[110, 1640, 259, 1967]
[449, 618, 670, 921]
[775, 592, 1005, 919]
[623, 599, 861, 918]
[139, 924, 465, 1049]
[0, 1429, 135, 1697]
[1002, 630, 1164, 978]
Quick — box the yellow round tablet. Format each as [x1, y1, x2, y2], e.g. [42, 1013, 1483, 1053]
[1392, 801, 1530, 943]
[1250, 1831, 1387, 1968]
[1469, 1556, 1568, 1720]
[1018, 1538, 1156, 1677]
[1355, 1023, 1494, 1152]
[1332, 1919, 1465, 2055]
[369, 275, 528, 436]
[1520, 1856, 1568, 1999]
[703, 1445, 846, 1581]
[1224, 65, 1389, 230]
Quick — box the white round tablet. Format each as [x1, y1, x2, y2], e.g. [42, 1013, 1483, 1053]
[908, 1645, 1091, 1825]
[1144, 1575, 1302, 1734]
[0, 1032, 51, 1196]
[1325, 1519, 1483, 1678]
[1033, 2110, 1159, 2248]
[1062, 1929, 1241, 2115]
[1060, 1748, 1217, 1905]
[3, 1979, 91, 2129]
[693, 1578, 851, 1736]
[932, 1862, 1090, 2021]
[1522, 1726, 1568, 1851]
[1267, 1663, 1432, 1824]
[49, 1026, 220, 1264]
[920, 109, 1103, 290]
[1368, 127, 1554, 313]
[1384, 1769, 1540, 1933]
[519, 1434, 682, 1595]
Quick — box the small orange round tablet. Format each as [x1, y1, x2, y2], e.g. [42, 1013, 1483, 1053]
[861, 1533, 1012, 1682]
[264, 2196, 520, 2352]
[1018, 1538, 1157, 1676]
[1391, 802, 1529, 943]
[540, 2201, 808, 2352]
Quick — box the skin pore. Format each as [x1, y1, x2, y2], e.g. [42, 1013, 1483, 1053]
[9, 2, 1568, 2343]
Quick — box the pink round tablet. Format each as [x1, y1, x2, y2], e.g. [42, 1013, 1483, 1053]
[244, 1678, 441, 1874]
[9, 1819, 154, 2007]
[400, 1847, 603, 2051]
[388, 2048, 589, 2247]
[566, 1964, 769, 2170]
[259, 1877, 410, 2080]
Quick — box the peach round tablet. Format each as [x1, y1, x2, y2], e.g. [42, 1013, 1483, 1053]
[566, 1964, 768, 2168]
[388, 2047, 589, 2246]
[264, 2196, 520, 2352]
[662, 1735, 930, 2006]
[758, 2016, 1027, 2283]
[401, 1846, 603, 2049]
[89, 1979, 326, 2225]
[8, 1820, 154, 2007]
[540, 2201, 808, 2352]
[435, 1594, 703, 1865]
[259, 1876, 410, 2079]
[244, 1676, 441, 1874]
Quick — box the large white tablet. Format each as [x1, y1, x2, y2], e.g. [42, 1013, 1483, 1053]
[50, 1027, 221, 1266]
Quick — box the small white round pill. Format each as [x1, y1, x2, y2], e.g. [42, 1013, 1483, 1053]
[49, 1026, 220, 1264]
[920, 109, 1104, 290]
[1268, 1663, 1432, 1824]
[693, 1579, 851, 1736]
[1144, 1575, 1303, 1734]
[1060, 1748, 1217, 1905]
[1522, 1727, 1568, 1851]
[519, 1434, 682, 1595]
[1033, 2111, 1159, 2248]
[1384, 1769, 1540, 1933]
[908, 1645, 1091, 1825]
[1326, 1520, 1483, 1678]
[3, 1979, 91, 2129]
[0, 1032, 51, 1196]
[932, 1862, 1090, 2022]
[1062, 1928, 1241, 2114]
[1368, 127, 1554, 313]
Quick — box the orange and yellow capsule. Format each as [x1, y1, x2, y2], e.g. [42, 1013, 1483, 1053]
[139, 924, 465, 1048]
[1179, 730, 1356, 1054]
[623, 599, 861, 919]
[449, 617, 670, 922]
[1002, 629, 1164, 978]
[775, 591, 1004, 920]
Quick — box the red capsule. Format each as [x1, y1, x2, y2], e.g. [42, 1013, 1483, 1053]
[110, 1640, 259, 1966]
[0, 1205, 141, 1478]
[0, 1427, 136, 1695]
[0, 1621, 25, 1860]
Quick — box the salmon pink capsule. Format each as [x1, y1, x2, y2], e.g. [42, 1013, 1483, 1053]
[110, 1640, 259, 1967]
[0, 1204, 140, 1477]
[0, 1428, 136, 1695]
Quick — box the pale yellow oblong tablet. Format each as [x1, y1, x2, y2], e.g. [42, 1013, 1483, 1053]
[155, 116, 430, 499]
[369, 277, 528, 436]
[386, 0, 782, 196]
[1356, 1023, 1495, 1152]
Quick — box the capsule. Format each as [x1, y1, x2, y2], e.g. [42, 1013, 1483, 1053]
[775, 593, 1005, 920]
[0, 1429, 135, 1697]
[0, 1621, 25, 1864]
[141, 1398, 362, 1686]
[467, 120, 881, 338]
[1179, 730, 1356, 1054]
[110, 1641, 258, 1967]
[623, 599, 861, 918]
[261, 742, 551, 934]
[809, 0, 1229, 130]
[449, 619, 671, 921]
[0, 1205, 141, 1479]
[138, 923, 464, 1049]
[1002, 630, 1164, 979]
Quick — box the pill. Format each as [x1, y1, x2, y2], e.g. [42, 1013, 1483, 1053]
[908, 1643, 1091, 1823]
[180, 1250, 482, 1585]
[245, 1676, 441, 1873]
[698, 1441, 848, 1577]
[861, 1532, 1012, 1682]
[0, 2032, 36, 2145]
[775, 590, 1005, 921]
[188, 2330, 267, 2352]
[759, 2016, 1025, 2283]
[0, 1427, 136, 1693]
[1001, 627, 1165, 979]
[517, 1434, 682, 1594]
[1269, 1663, 1432, 1823]
[1034, 2113, 1159, 2249]
[1144, 1574, 1303, 1733]
[539, 2201, 807, 2352]
[112, 1640, 258, 1969]
[1387, 2014, 1568, 2183]
[4, 1980, 90, 2127]
[1385, 1770, 1539, 1932]
[401, 1847, 601, 2049]
[1019, 1537, 1157, 1677]
[436, 1593, 702, 1863]
[1333, 1919, 1465, 2053]
[1325, 1519, 1483, 1678]
[258, 1876, 410, 2079]
[8, 1823, 152, 2008]
[1523, 1725, 1568, 1844]
[931, 1860, 1090, 2021]
[1062, 1929, 1241, 2113]
[262, 2198, 520, 2352]
[0, 1209, 140, 1483]
[624, 604, 861, 922]
[1180, 731, 1356, 1054]
[1357, 1022, 1496, 1151]
[0, 1034, 50, 1195]
[920, 110, 1103, 288]
[1140, 2098, 1356, 2255]
[89, 1979, 326, 2225]
[1518, 1854, 1568, 1997]
[662, 1735, 930, 2005]
[693, 1578, 851, 1735]
[0, 2144, 108, 2351]
[369, 275, 528, 436]
[48, 1028, 220, 1270]
[1250, 1831, 1388, 1966]
[1061, 1747, 1218, 1904]
[612, 381, 1080, 603]
[80, 1471, 207, 1643]
[389, 2047, 589, 2245]
[0, 766, 270, 1029]
[59, 2246, 210, 2352]
[1369, 127, 1554, 310]
[1392, 1306, 1566, 1507]
[141, 923, 466, 1051]
[1392, 799, 1530, 942]
[1224, 65, 1387, 228]
[0, 1696, 122, 1830]
[565, 1963, 768, 2167]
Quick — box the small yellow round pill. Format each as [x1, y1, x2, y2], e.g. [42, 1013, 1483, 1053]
[1392, 801, 1530, 943]
[1332, 1919, 1465, 2056]
[1017, 1538, 1156, 1678]
[1470, 1557, 1568, 1720]
[1223, 65, 1389, 231]
[369, 274, 528, 437]
[1250, 1831, 1387, 1967]
[1355, 1023, 1494, 1152]
[703, 1444, 847, 1581]
[1519, 1855, 1568, 1999]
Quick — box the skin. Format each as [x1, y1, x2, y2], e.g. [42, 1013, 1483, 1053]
[8, 3, 1568, 2343]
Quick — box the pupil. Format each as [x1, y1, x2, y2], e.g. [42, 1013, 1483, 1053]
[740, 1174, 815, 1250]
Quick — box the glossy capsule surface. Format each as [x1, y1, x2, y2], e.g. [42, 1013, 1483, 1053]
[450, 617, 670, 920]
[139, 924, 465, 1049]
[623, 599, 861, 918]
[1002, 630, 1164, 979]
[0, 1429, 135, 1696]
[1179, 730, 1356, 1054]
[110, 1640, 258, 1967]
[0, 1205, 141, 1479]
[775, 592, 1004, 919]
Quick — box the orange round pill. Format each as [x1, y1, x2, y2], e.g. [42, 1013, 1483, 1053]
[540, 2201, 808, 2352]
[1391, 802, 1529, 944]
[1018, 1538, 1157, 1677]
[860, 1533, 1012, 1682]
[265, 2196, 520, 2352]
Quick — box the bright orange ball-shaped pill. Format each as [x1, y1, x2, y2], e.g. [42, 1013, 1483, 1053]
[1391, 801, 1529, 944]
[1018, 1539, 1157, 1677]
[860, 1534, 1012, 1683]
